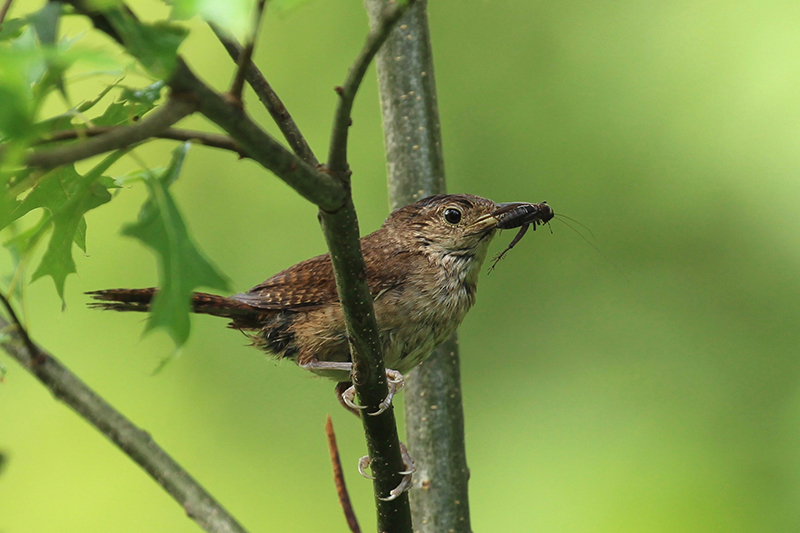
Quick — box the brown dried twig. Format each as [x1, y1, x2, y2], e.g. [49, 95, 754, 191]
[325, 416, 361, 533]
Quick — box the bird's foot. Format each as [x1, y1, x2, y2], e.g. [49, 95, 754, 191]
[340, 369, 405, 417]
[358, 441, 416, 501]
[369, 369, 404, 416]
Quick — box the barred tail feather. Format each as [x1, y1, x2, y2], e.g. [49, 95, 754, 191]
[87, 288, 260, 319]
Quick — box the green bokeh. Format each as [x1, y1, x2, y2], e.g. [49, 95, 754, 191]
[2, 0, 800, 531]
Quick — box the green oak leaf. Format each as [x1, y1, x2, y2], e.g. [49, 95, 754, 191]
[17, 151, 125, 300]
[122, 142, 230, 346]
[30, 3, 61, 46]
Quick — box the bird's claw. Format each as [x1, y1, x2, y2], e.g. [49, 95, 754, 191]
[341, 385, 368, 412]
[358, 442, 416, 501]
[367, 369, 405, 417]
[358, 455, 374, 479]
[340, 369, 405, 416]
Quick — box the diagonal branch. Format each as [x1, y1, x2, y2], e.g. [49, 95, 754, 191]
[21, 97, 197, 169]
[167, 60, 345, 211]
[0, 309, 249, 533]
[35, 127, 248, 158]
[228, 0, 267, 105]
[209, 23, 319, 166]
[318, 2, 416, 531]
[327, 0, 414, 173]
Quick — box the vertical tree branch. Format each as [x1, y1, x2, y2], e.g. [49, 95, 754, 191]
[366, 1, 472, 531]
[327, 0, 414, 173]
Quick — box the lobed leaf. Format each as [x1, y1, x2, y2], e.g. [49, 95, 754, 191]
[121, 143, 230, 346]
[13, 151, 125, 300]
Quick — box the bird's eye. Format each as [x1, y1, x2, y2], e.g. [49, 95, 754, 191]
[443, 207, 462, 225]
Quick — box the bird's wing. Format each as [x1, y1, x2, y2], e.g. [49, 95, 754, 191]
[232, 230, 411, 311]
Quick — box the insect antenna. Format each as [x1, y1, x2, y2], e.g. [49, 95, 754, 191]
[553, 217, 628, 282]
[554, 213, 595, 240]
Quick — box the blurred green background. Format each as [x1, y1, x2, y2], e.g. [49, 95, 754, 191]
[3, 0, 800, 531]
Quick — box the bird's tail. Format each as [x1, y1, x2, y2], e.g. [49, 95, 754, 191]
[87, 288, 259, 319]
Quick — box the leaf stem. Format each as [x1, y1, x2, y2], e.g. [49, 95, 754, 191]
[326, 416, 362, 533]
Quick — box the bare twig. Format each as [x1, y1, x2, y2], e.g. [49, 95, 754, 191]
[0, 309, 248, 533]
[327, 0, 415, 174]
[168, 60, 345, 211]
[23, 97, 197, 169]
[0, 0, 13, 27]
[325, 416, 361, 533]
[35, 127, 248, 158]
[209, 23, 319, 166]
[228, 0, 267, 105]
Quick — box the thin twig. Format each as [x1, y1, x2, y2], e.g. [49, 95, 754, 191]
[0, 0, 13, 27]
[209, 23, 319, 166]
[34, 127, 248, 158]
[325, 416, 361, 533]
[228, 0, 267, 105]
[0, 310, 249, 532]
[327, 0, 415, 173]
[168, 60, 345, 211]
[24, 97, 197, 169]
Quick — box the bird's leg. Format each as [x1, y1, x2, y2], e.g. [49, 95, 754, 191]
[302, 361, 413, 499]
[300, 361, 405, 416]
[358, 441, 416, 501]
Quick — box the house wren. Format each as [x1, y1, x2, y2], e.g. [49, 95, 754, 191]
[89, 194, 553, 411]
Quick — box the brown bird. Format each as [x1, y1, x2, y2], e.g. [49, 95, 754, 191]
[88, 194, 553, 413]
